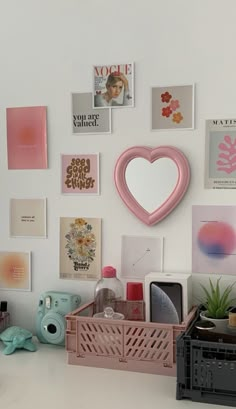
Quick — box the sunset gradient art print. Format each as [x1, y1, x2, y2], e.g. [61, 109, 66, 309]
[6, 106, 48, 169]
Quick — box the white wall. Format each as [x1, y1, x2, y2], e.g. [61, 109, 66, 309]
[1, 0, 236, 333]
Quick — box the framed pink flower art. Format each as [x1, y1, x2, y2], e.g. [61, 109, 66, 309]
[151, 84, 195, 131]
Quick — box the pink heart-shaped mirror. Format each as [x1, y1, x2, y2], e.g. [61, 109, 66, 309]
[114, 146, 190, 226]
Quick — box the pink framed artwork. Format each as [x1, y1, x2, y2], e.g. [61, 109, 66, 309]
[6, 106, 48, 169]
[61, 154, 99, 195]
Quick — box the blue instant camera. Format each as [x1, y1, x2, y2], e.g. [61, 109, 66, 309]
[36, 291, 81, 346]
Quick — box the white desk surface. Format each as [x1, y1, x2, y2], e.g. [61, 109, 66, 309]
[0, 339, 228, 409]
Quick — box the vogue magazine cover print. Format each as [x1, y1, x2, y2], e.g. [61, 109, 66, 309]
[93, 63, 134, 108]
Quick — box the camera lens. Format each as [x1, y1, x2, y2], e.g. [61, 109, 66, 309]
[47, 324, 57, 334]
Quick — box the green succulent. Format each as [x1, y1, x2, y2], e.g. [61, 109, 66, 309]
[201, 277, 235, 319]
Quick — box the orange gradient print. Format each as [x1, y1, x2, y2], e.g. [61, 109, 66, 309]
[0, 252, 31, 290]
[6, 106, 48, 169]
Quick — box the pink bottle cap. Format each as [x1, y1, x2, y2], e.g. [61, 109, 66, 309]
[102, 265, 116, 278]
[126, 282, 143, 301]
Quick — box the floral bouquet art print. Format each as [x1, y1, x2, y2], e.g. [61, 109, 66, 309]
[60, 217, 101, 281]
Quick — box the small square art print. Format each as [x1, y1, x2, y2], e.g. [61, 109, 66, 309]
[151, 84, 194, 130]
[121, 235, 163, 279]
[71, 93, 111, 134]
[10, 198, 47, 238]
[0, 251, 31, 291]
[61, 154, 99, 195]
[93, 63, 134, 109]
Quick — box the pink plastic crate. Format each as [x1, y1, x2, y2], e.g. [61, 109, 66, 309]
[66, 302, 197, 376]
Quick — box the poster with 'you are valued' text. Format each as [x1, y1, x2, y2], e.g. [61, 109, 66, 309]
[71, 93, 111, 134]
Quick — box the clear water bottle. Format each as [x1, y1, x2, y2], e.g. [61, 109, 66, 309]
[94, 266, 124, 313]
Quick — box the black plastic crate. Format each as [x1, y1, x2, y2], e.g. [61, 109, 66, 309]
[176, 307, 236, 407]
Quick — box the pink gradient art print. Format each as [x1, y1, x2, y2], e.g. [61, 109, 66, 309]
[192, 205, 236, 274]
[7, 106, 48, 169]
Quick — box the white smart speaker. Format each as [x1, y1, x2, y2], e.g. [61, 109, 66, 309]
[144, 272, 192, 324]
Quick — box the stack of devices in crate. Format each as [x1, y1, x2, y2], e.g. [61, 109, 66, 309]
[176, 306, 236, 407]
[66, 271, 197, 376]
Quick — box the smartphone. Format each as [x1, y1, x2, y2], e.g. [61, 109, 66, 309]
[150, 282, 183, 324]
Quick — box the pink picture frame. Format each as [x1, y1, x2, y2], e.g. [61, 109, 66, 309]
[114, 146, 190, 226]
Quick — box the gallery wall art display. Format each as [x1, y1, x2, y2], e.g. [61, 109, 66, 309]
[60, 217, 101, 280]
[71, 92, 111, 134]
[121, 235, 163, 279]
[93, 63, 134, 108]
[61, 154, 99, 194]
[10, 198, 47, 238]
[205, 118, 236, 189]
[6, 106, 48, 169]
[151, 84, 194, 130]
[192, 205, 236, 275]
[0, 251, 31, 291]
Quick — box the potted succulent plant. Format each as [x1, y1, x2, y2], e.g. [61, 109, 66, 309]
[200, 277, 236, 332]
